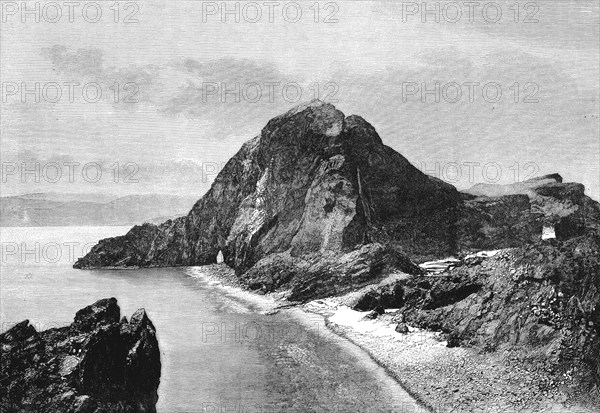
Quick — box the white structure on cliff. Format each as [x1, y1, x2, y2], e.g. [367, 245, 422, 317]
[542, 225, 556, 240]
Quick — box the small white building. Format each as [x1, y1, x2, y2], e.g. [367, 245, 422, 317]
[542, 225, 556, 240]
[216, 250, 224, 264]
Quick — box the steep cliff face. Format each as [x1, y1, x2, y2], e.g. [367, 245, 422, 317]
[74, 101, 600, 299]
[0, 298, 161, 413]
[74, 101, 460, 277]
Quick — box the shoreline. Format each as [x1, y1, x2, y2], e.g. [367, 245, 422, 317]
[323, 308, 434, 413]
[185, 264, 428, 411]
[323, 318, 434, 412]
[285, 306, 429, 412]
[303, 298, 597, 413]
[185, 263, 596, 413]
[301, 299, 454, 413]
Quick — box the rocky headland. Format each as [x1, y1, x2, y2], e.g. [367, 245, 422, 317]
[74, 101, 599, 290]
[73, 100, 600, 410]
[0, 298, 161, 413]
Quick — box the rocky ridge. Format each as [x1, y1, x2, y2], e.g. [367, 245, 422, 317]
[349, 233, 600, 408]
[0, 298, 161, 413]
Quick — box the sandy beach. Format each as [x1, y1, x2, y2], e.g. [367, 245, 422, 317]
[303, 297, 598, 413]
[187, 264, 596, 413]
[186, 264, 430, 411]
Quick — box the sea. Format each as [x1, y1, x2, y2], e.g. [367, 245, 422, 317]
[0, 226, 423, 412]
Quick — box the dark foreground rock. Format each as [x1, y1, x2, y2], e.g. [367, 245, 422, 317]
[0, 298, 161, 413]
[73, 100, 600, 301]
[350, 233, 600, 406]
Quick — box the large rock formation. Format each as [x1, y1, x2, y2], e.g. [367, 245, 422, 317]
[74, 101, 459, 283]
[0, 298, 161, 413]
[74, 100, 600, 300]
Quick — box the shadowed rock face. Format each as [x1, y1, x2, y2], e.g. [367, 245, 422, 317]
[0, 298, 161, 413]
[73, 101, 600, 299]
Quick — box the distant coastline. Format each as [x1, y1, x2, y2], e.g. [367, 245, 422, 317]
[0, 192, 196, 227]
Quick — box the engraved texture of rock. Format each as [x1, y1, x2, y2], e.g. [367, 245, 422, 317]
[74, 101, 600, 300]
[0, 298, 161, 413]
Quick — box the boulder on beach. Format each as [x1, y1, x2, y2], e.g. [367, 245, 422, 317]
[395, 323, 409, 334]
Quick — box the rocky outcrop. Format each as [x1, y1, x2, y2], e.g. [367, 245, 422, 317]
[350, 233, 600, 405]
[241, 242, 424, 301]
[462, 174, 600, 245]
[74, 100, 460, 289]
[0, 298, 161, 413]
[465, 173, 565, 197]
[74, 100, 600, 300]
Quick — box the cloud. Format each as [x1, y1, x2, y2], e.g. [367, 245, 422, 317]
[42, 45, 104, 78]
[2, 150, 221, 198]
[160, 57, 306, 133]
[41, 45, 163, 107]
[38, 46, 308, 137]
[327, 46, 599, 198]
[6, 43, 597, 200]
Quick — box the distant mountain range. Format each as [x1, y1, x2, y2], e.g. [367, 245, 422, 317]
[0, 193, 198, 227]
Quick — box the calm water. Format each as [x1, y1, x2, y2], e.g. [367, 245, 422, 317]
[0, 226, 423, 412]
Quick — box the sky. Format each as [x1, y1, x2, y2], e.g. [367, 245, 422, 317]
[1, 0, 599, 199]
